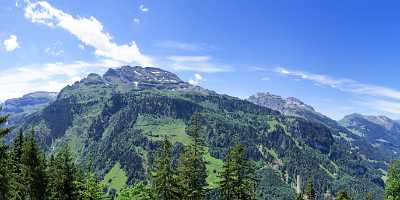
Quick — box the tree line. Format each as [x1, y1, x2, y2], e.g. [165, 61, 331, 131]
[1, 112, 400, 200]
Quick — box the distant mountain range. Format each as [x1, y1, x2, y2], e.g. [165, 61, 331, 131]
[3, 66, 396, 199]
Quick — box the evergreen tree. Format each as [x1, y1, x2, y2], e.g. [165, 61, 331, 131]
[385, 160, 400, 200]
[177, 113, 208, 200]
[117, 182, 153, 200]
[48, 144, 80, 200]
[21, 129, 48, 200]
[0, 112, 11, 200]
[9, 129, 26, 200]
[336, 191, 350, 200]
[219, 144, 256, 200]
[304, 179, 316, 200]
[152, 137, 180, 200]
[77, 157, 106, 200]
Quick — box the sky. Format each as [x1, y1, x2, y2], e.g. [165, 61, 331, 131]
[1, 0, 400, 120]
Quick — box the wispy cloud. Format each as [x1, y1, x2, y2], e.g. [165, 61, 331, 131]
[3, 35, 19, 52]
[24, 1, 152, 66]
[45, 41, 64, 56]
[275, 67, 400, 100]
[139, 4, 149, 12]
[275, 67, 400, 116]
[165, 56, 233, 73]
[158, 41, 205, 51]
[189, 73, 203, 85]
[0, 59, 123, 100]
[133, 18, 140, 24]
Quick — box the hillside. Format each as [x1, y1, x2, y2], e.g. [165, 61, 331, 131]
[340, 113, 400, 159]
[15, 66, 385, 199]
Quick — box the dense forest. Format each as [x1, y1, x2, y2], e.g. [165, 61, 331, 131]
[1, 111, 400, 200]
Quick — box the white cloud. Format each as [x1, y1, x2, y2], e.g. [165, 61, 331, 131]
[275, 67, 400, 100]
[158, 41, 203, 51]
[189, 73, 203, 85]
[139, 4, 149, 12]
[133, 18, 140, 24]
[24, 1, 152, 66]
[165, 55, 233, 73]
[275, 67, 400, 116]
[0, 59, 123, 100]
[45, 41, 64, 56]
[78, 44, 85, 50]
[3, 35, 20, 52]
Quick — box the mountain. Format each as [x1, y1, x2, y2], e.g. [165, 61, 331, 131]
[340, 113, 400, 156]
[1, 91, 57, 124]
[248, 92, 392, 164]
[248, 92, 338, 129]
[12, 66, 385, 199]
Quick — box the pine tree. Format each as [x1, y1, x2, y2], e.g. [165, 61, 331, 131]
[219, 144, 256, 200]
[77, 157, 106, 200]
[48, 144, 80, 200]
[304, 178, 316, 200]
[152, 137, 180, 200]
[0, 112, 11, 200]
[117, 182, 153, 200]
[177, 113, 208, 200]
[21, 129, 48, 200]
[385, 160, 400, 200]
[336, 191, 350, 200]
[9, 129, 26, 200]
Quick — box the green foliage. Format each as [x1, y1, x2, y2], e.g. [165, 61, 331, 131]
[48, 144, 80, 200]
[117, 182, 153, 200]
[385, 160, 400, 200]
[101, 162, 128, 195]
[219, 144, 256, 200]
[177, 113, 209, 200]
[336, 191, 350, 200]
[77, 158, 107, 200]
[0, 112, 11, 199]
[304, 179, 316, 200]
[21, 129, 48, 200]
[152, 137, 180, 200]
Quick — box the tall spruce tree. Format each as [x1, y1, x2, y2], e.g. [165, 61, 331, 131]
[9, 129, 26, 200]
[304, 179, 316, 200]
[48, 144, 80, 200]
[219, 144, 256, 200]
[177, 112, 208, 200]
[21, 129, 48, 200]
[152, 137, 180, 200]
[0, 112, 11, 200]
[77, 157, 106, 200]
[385, 160, 400, 200]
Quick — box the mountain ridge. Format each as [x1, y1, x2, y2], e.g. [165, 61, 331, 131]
[8, 66, 387, 199]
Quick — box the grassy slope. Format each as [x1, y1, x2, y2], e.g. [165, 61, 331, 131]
[134, 114, 223, 188]
[102, 162, 128, 194]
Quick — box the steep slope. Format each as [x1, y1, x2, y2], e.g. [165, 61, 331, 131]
[248, 92, 390, 166]
[340, 113, 400, 157]
[1, 91, 57, 122]
[16, 66, 384, 199]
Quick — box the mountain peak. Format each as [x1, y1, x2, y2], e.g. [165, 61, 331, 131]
[103, 66, 183, 85]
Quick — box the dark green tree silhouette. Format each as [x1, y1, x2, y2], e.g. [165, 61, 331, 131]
[219, 144, 256, 200]
[152, 137, 180, 200]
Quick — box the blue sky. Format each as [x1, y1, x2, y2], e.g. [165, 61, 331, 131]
[1, 0, 400, 120]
